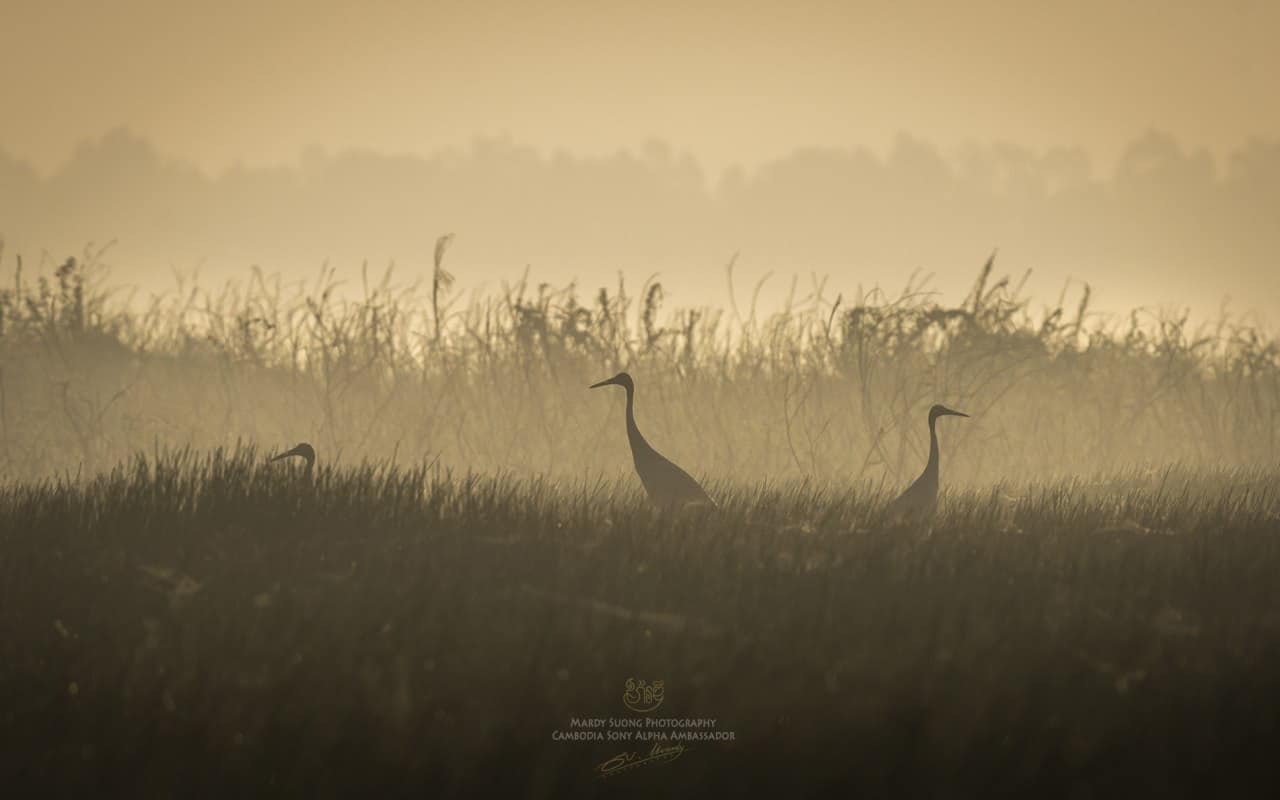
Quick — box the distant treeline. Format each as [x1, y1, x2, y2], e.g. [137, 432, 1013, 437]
[1, 129, 1278, 316]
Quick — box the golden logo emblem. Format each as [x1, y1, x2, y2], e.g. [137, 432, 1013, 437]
[622, 678, 664, 713]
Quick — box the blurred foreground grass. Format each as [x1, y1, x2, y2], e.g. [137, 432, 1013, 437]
[2, 448, 1280, 796]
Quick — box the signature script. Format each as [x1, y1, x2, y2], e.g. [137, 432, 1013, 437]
[596, 742, 687, 777]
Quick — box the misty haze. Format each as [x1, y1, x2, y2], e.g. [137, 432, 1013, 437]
[3, 2, 1280, 797]
[3, 127, 1279, 321]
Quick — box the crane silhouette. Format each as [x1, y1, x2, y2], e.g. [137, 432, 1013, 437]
[884, 405, 968, 522]
[590, 372, 715, 512]
[271, 442, 316, 477]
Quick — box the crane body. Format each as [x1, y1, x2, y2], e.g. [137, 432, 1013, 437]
[884, 405, 968, 522]
[591, 372, 715, 512]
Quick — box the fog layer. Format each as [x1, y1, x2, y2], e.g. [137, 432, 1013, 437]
[2, 129, 1278, 320]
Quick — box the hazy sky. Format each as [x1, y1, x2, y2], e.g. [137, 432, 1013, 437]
[4, 0, 1277, 175]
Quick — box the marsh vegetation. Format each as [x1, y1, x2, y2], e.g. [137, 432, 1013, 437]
[2, 247, 1279, 795]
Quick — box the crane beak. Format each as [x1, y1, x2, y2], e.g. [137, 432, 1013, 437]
[589, 378, 616, 389]
[950, 410, 970, 418]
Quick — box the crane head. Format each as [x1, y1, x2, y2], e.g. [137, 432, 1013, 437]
[271, 442, 316, 469]
[589, 372, 634, 392]
[929, 404, 969, 421]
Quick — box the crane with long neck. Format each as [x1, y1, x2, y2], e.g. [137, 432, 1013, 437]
[884, 404, 968, 521]
[590, 372, 715, 512]
[271, 442, 316, 478]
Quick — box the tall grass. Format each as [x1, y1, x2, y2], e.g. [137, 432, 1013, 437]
[3, 448, 1280, 795]
[3, 241, 1279, 793]
[0, 243, 1276, 485]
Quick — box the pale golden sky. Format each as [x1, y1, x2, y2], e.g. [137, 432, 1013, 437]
[3, 0, 1277, 175]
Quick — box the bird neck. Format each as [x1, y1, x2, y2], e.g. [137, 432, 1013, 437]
[623, 384, 650, 456]
[925, 414, 941, 481]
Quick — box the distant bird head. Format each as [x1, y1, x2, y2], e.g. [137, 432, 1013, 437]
[590, 372, 635, 392]
[929, 404, 969, 422]
[271, 442, 316, 469]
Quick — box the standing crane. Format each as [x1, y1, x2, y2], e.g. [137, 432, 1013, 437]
[590, 372, 715, 512]
[884, 405, 968, 522]
[271, 442, 316, 477]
